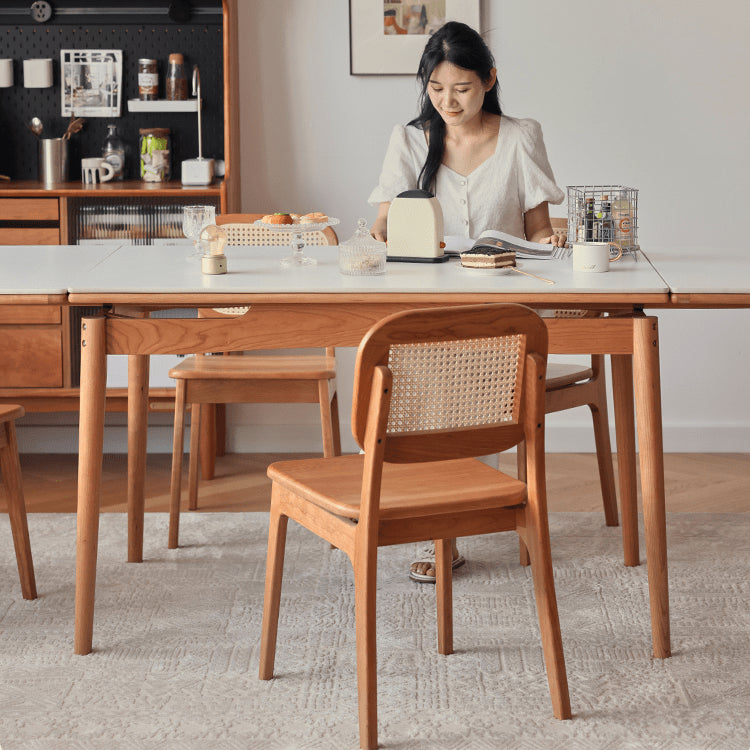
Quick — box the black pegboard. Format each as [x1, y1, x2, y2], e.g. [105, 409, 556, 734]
[0, 8, 224, 180]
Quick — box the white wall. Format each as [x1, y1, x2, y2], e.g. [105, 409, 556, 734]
[229, 0, 750, 454]
[17, 0, 750, 453]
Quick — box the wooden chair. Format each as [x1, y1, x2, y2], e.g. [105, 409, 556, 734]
[167, 213, 341, 549]
[516, 219, 620, 565]
[259, 303, 571, 750]
[1, 405, 36, 600]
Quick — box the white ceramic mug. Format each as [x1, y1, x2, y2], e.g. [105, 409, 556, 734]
[0, 59, 13, 88]
[23, 58, 52, 88]
[81, 158, 115, 184]
[572, 241, 623, 273]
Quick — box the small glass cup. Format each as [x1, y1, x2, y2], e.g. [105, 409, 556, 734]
[182, 204, 216, 258]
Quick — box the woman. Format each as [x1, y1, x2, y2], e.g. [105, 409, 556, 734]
[368, 21, 565, 582]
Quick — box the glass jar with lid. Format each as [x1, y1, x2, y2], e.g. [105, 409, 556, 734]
[139, 127, 171, 182]
[165, 53, 188, 100]
[338, 218, 387, 275]
[138, 58, 158, 100]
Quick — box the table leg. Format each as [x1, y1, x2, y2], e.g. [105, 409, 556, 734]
[74, 316, 107, 655]
[127, 354, 149, 563]
[611, 354, 640, 567]
[632, 316, 671, 658]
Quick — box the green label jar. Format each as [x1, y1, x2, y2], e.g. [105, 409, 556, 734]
[139, 127, 171, 182]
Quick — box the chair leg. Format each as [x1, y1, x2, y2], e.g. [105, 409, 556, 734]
[318, 380, 342, 458]
[516, 442, 530, 566]
[353, 539, 378, 750]
[1, 421, 36, 600]
[259, 501, 289, 681]
[188, 403, 202, 511]
[525, 510, 571, 720]
[168, 381, 187, 550]
[435, 538, 453, 655]
[199, 403, 216, 480]
[589, 357, 619, 527]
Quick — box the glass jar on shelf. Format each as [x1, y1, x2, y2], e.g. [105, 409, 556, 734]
[138, 58, 158, 100]
[139, 127, 171, 182]
[165, 53, 188, 101]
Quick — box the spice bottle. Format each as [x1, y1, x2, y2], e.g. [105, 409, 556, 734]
[139, 127, 171, 182]
[102, 124, 125, 180]
[597, 196, 615, 242]
[584, 197, 595, 242]
[138, 58, 158, 100]
[165, 53, 188, 101]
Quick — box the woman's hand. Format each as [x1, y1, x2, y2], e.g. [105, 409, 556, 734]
[537, 232, 567, 248]
[524, 201, 566, 246]
[371, 217, 387, 242]
[371, 202, 390, 242]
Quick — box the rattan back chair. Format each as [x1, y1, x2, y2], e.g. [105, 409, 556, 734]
[259, 303, 571, 750]
[166, 213, 340, 549]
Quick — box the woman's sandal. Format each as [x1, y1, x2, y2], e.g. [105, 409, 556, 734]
[408, 543, 466, 583]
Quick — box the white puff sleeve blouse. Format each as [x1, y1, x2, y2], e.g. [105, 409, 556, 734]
[368, 116, 564, 239]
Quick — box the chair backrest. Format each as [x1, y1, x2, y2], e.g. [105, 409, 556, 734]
[352, 303, 548, 464]
[209, 214, 337, 357]
[216, 213, 338, 246]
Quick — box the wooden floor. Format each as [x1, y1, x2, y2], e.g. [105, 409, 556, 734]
[2, 452, 748, 514]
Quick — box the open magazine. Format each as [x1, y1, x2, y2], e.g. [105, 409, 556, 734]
[444, 230, 560, 259]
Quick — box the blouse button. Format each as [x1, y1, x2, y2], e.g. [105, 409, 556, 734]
[464, 219, 469, 225]
[460, 179, 467, 186]
[460, 199, 466, 205]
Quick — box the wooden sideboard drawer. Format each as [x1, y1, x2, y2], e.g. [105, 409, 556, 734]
[0, 198, 59, 221]
[0, 306, 62, 324]
[0, 227, 60, 245]
[0, 327, 63, 387]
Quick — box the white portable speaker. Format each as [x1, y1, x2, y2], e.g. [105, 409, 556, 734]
[386, 189, 447, 262]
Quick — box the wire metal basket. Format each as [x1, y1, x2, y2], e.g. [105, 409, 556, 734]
[567, 185, 639, 254]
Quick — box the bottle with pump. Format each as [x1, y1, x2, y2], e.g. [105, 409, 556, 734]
[102, 124, 125, 180]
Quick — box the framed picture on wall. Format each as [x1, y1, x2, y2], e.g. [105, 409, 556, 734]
[350, 0, 480, 75]
[61, 49, 122, 116]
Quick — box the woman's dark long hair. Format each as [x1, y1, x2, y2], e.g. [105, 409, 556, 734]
[408, 22, 501, 193]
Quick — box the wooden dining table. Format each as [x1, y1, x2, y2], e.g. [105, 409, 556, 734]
[42, 242, 673, 659]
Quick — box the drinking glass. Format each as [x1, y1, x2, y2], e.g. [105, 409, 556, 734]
[182, 204, 216, 258]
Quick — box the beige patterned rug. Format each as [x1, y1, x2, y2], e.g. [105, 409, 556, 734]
[1, 512, 748, 750]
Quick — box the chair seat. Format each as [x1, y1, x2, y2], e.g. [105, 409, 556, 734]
[545, 362, 594, 390]
[268, 453, 527, 521]
[0, 404, 25, 422]
[169, 353, 336, 381]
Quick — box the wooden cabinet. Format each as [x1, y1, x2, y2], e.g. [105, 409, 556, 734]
[0, 198, 60, 245]
[0, 0, 240, 414]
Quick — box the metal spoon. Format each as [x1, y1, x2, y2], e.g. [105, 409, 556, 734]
[27, 117, 44, 137]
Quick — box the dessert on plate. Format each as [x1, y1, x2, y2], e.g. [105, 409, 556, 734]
[459, 246, 517, 268]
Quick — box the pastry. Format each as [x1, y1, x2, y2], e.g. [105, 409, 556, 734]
[459, 247, 516, 268]
[300, 212, 328, 224]
[263, 213, 294, 225]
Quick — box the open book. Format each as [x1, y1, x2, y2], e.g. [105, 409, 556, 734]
[444, 230, 560, 259]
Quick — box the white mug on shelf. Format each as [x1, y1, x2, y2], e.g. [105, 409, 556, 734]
[0, 59, 13, 88]
[23, 58, 53, 88]
[81, 158, 115, 184]
[572, 241, 623, 273]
